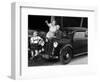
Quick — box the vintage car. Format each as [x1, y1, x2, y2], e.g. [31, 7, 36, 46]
[28, 27, 88, 64]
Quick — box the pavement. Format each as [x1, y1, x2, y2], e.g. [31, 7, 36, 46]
[69, 55, 88, 65]
[28, 54, 88, 66]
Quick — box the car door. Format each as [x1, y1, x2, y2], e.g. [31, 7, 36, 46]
[72, 31, 87, 54]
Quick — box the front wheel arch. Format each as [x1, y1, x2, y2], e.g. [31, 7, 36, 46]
[60, 46, 72, 64]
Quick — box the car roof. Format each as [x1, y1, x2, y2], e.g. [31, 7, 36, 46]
[62, 27, 87, 32]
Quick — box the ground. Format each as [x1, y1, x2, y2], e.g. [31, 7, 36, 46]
[69, 54, 88, 65]
[28, 54, 88, 66]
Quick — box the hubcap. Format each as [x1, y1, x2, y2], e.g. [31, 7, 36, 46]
[66, 53, 69, 58]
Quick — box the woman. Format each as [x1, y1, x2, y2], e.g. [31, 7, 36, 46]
[45, 20, 60, 55]
[45, 20, 60, 39]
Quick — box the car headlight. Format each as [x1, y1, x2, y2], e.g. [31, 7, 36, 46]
[53, 42, 58, 48]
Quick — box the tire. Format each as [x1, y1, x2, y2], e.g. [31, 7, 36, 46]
[60, 47, 72, 64]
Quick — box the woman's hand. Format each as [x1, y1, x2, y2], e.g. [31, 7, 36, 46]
[45, 20, 48, 24]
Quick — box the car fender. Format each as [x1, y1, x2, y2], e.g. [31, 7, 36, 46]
[59, 44, 72, 55]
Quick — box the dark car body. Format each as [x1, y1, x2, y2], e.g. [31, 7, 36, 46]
[63, 27, 88, 55]
[28, 27, 88, 64]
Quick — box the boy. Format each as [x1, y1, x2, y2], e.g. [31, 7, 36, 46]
[30, 31, 44, 59]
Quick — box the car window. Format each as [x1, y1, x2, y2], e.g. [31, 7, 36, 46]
[73, 32, 86, 39]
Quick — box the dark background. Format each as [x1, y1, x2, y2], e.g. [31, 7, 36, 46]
[28, 15, 88, 32]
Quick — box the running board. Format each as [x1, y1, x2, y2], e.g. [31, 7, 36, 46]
[74, 52, 87, 56]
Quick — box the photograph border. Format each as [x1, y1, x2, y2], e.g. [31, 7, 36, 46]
[11, 2, 96, 80]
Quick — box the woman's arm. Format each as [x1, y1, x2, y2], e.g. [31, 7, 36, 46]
[45, 20, 50, 27]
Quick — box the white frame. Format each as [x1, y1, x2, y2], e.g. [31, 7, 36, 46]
[11, 2, 96, 80]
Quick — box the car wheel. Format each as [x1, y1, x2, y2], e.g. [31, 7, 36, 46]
[60, 47, 72, 64]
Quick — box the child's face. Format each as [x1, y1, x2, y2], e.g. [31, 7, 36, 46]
[33, 32, 37, 36]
